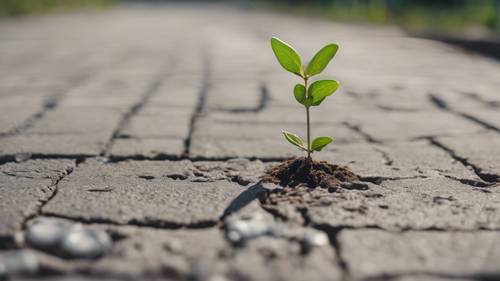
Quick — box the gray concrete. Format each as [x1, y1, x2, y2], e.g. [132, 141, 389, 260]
[0, 3, 499, 280]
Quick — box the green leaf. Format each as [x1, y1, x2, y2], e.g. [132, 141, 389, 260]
[308, 80, 340, 105]
[306, 44, 339, 77]
[282, 130, 306, 151]
[311, 136, 334, 152]
[293, 84, 306, 105]
[271, 37, 304, 77]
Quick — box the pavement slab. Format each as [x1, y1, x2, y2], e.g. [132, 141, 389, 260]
[339, 229, 500, 281]
[263, 177, 500, 231]
[0, 160, 75, 244]
[42, 159, 254, 226]
[436, 133, 500, 182]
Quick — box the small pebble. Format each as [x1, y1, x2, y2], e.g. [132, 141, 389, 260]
[303, 230, 329, 248]
[14, 153, 32, 162]
[25, 218, 72, 249]
[225, 214, 328, 249]
[0, 250, 38, 277]
[226, 219, 270, 245]
[61, 228, 111, 259]
[24, 218, 111, 259]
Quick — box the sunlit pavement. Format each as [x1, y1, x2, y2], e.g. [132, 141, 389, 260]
[0, 3, 499, 280]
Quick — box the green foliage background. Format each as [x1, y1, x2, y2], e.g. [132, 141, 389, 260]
[0, 0, 115, 17]
[1, 0, 499, 34]
[256, 0, 500, 34]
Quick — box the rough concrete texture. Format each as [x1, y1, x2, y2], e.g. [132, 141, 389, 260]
[339, 229, 500, 280]
[0, 160, 75, 244]
[0, 2, 499, 280]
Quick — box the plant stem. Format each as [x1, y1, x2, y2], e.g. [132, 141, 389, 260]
[304, 77, 311, 160]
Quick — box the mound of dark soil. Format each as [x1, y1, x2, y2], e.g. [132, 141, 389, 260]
[262, 157, 359, 189]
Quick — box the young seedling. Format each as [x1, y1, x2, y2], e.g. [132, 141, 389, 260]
[270, 37, 340, 160]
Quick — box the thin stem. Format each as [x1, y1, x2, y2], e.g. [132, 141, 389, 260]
[304, 77, 311, 160]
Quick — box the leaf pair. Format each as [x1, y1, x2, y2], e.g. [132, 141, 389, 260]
[271, 37, 338, 78]
[293, 80, 339, 107]
[282, 131, 334, 153]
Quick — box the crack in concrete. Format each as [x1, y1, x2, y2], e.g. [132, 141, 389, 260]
[218, 83, 270, 113]
[19, 164, 76, 232]
[183, 48, 211, 157]
[429, 93, 500, 133]
[462, 92, 500, 109]
[101, 72, 170, 157]
[428, 137, 499, 183]
[373, 147, 394, 166]
[360, 175, 428, 185]
[41, 212, 218, 230]
[0, 73, 91, 139]
[342, 121, 382, 144]
[360, 271, 500, 281]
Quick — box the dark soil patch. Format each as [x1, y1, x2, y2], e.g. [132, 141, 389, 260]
[262, 157, 360, 190]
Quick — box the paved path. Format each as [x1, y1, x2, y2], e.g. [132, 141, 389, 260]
[0, 3, 500, 281]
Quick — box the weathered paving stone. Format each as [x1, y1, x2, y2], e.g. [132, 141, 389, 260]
[318, 140, 480, 181]
[0, 94, 46, 134]
[109, 137, 186, 158]
[372, 140, 480, 180]
[437, 133, 500, 181]
[119, 106, 193, 139]
[189, 114, 362, 159]
[42, 160, 256, 226]
[339, 229, 500, 280]
[222, 237, 342, 281]
[0, 134, 107, 157]
[346, 109, 485, 141]
[0, 160, 75, 244]
[25, 107, 122, 137]
[263, 177, 500, 231]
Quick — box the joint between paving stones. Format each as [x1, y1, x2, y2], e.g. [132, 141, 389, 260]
[429, 93, 500, 134]
[0, 72, 92, 139]
[101, 69, 172, 157]
[427, 137, 499, 183]
[342, 121, 383, 144]
[20, 163, 76, 233]
[183, 48, 211, 157]
[218, 82, 270, 113]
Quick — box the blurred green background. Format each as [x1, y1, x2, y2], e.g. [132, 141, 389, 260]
[1, 0, 499, 36]
[0, 0, 116, 17]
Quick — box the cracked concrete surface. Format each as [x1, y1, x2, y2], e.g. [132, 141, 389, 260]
[0, 3, 500, 281]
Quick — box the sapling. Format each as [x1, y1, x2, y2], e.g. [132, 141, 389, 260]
[270, 37, 340, 161]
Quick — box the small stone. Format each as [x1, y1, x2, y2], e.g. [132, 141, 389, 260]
[341, 181, 369, 190]
[25, 218, 72, 250]
[14, 152, 32, 162]
[61, 227, 111, 259]
[0, 250, 38, 276]
[226, 218, 270, 245]
[302, 230, 329, 248]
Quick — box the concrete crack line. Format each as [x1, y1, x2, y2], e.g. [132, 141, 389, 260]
[360, 271, 500, 281]
[217, 83, 270, 113]
[429, 93, 500, 134]
[100, 59, 177, 157]
[427, 137, 499, 183]
[342, 121, 383, 144]
[0, 72, 91, 139]
[183, 48, 211, 157]
[41, 212, 218, 231]
[19, 163, 77, 232]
